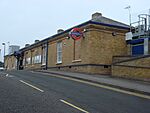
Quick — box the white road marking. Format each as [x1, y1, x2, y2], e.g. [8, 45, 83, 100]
[6, 74, 9, 77]
[60, 99, 89, 113]
[0, 73, 14, 78]
[19, 80, 44, 92]
[5, 74, 14, 77]
[9, 75, 14, 77]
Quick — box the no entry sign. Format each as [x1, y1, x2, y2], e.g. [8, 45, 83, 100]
[69, 28, 83, 40]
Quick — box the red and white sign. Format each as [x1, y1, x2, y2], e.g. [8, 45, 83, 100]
[69, 28, 83, 40]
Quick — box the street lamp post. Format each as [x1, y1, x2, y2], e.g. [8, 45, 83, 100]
[125, 6, 132, 31]
[7, 42, 10, 55]
[2, 43, 6, 57]
[0, 49, 1, 62]
[2, 43, 6, 66]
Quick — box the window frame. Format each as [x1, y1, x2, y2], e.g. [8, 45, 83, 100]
[42, 45, 47, 65]
[56, 41, 62, 64]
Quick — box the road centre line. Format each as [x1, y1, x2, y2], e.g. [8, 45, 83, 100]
[36, 72, 150, 99]
[19, 80, 44, 92]
[60, 99, 89, 113]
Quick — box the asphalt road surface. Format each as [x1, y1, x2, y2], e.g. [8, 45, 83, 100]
[0, 70, 150, 113]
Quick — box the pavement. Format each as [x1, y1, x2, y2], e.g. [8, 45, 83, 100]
[37, 69, 150, 96]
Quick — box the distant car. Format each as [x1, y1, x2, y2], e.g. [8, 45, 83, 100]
[0, 67, 4, 71]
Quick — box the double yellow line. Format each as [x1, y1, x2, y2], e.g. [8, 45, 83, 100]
[39, 72, 150, 100]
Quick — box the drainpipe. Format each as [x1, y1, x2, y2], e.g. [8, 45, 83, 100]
[17, 58, 19, 70]
[45, 41, 49, 70]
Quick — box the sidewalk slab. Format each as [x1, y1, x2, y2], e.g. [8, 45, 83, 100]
[36, 69, 150, 95]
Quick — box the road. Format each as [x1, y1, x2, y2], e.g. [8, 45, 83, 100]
[0, 70, 150, 113]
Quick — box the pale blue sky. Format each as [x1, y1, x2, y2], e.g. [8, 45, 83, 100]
[0, 0, 150, 60]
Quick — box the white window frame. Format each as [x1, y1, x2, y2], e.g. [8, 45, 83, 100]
[34, 55, 41, 64]
[57, 41, 62, 63]
[42, 45, 47, 65]
[32, 56, 35, 64]
[26, 57, 31, 65]
[23, 58, 25, 66]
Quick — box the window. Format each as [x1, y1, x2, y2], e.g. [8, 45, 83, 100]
[23, 58, 26, 66]
[31, 50, 34, 64]
[33, 55, 41, 64]
[42, 45, 47, 65]
[57, 41, 62, 63]
[15, 59, 17, 68]
[26, 57, 31, 65]
[32, 56, 35, 64]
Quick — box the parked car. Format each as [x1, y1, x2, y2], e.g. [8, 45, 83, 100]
[0, 67, 4, 71]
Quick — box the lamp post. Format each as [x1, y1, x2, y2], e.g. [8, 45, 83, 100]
[2, 43, 6, 62]
[0, 49, 1, 62]
[125, 6, 131, 31]
[7, 42, 10, 55]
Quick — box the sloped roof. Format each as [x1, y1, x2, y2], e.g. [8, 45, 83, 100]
[20, 13, 130, 52]
[91, 15, 130, 28]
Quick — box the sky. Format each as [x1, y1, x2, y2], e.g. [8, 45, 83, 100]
[0, 0, 150, 61]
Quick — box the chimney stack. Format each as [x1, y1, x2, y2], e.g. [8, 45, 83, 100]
[92, 12, 102, 19]
[57, 29, 64, 34]
[25, 44, 30, 47]
[34, 40, 39, 43]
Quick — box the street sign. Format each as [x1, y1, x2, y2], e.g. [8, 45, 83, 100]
[69, 28, 83, 40]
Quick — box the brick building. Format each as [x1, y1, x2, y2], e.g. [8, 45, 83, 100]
[5, 12, 130, 75]
[5, 54, 17, 70]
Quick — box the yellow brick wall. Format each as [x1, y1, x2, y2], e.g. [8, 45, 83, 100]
[116, 56, 150, 67]
[48, 30, 91, 67]
[89, 30, 113, 64]
[5, 55, 17, 70]
[48, 41, 57, 67]
[112, 56, 135, 63]
[24, 46, 42, 70]
[84, 25, 128, 74]
[112, 65, 150, 81]
[46, 25, 128, 74]
[112, 56, 150, 81]
[48, 65, 111, 75]
[127, 44, 131, 55]
[88, 27, 128, 65]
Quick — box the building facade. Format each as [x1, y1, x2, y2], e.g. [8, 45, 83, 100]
[5, 54, 17, 70]
[5, 12, 131, 75]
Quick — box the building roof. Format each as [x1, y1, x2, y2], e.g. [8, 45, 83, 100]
[91, 15, 129, 28]
[19, 13, 130, 52]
